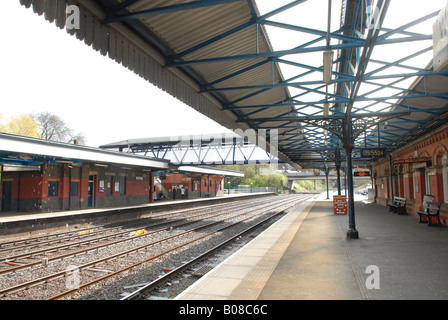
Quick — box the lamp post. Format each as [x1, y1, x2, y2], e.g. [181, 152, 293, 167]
[342, 118, 358, 239]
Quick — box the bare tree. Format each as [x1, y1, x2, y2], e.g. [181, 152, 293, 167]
[30, 112, 86, 145]
[69, 132, 87, 145]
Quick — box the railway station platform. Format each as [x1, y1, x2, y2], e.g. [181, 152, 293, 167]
[176, 192, 448, 300]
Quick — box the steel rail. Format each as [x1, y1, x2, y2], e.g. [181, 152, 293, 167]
[48, 195, 307, 300]
[0, 196, 277, 249]
[0, 196, 280, 276]
[121, 196, 311, 300]
[0, 196, 279, 259]
[0, 195, 302, 298]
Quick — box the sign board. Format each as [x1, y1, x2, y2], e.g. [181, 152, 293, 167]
[354, 171, 371, 177]
[360, 148, 386, 159]
[333, 195, 347, 215]
[433, 3, 448, 71]
[393, 157, 431, 165]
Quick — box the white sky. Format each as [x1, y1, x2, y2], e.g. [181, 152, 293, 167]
[0, 0, 446, 148]
[0, 1, 230, 147]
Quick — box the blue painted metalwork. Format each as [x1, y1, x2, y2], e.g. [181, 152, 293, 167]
[95, 0, 448, 168]
[103, 0, 243, 24]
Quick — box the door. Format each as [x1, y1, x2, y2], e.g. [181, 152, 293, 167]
[106, 176, 112, 196]
[88, 175, 94, 207]
[1, 181, 12, 211]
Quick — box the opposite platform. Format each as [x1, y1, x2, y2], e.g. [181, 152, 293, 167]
[176, 193, 448, 300]
[0, 193, 275, 238]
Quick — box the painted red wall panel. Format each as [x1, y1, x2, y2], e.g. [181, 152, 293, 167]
[126, 180, 149, 196]
[19, 177, 43, 199]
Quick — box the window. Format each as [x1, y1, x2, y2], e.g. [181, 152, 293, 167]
[98, 179, 105, 193]
[120, 176, 126, 195]
[413, 171, 417, 199]
[106, 176, 112, 196]
[443, 155, 448, 203]
[425, 168, 431, 195]
[48, 181, 59, 197]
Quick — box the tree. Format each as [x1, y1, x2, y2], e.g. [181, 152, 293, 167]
[0, 114, 39, 138]
[31, 112, 86, 144]
[31, 112, 72, 141]
[69, 132, 87, 145]
[218, 164, 286, 192]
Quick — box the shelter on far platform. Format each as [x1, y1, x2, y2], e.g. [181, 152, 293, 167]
[0, 132, 170, 213]
[153, 165, 245, 201]
[0, 133, 246, 213]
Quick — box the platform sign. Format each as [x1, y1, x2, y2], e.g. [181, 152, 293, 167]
[433, 3, 448, 71]
[354, 171, 371, 177]
[393, 157, 431, 165]
[360, 148, 385, 159]
[333, 195, 347, 215]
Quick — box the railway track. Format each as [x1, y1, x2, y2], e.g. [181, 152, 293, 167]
[0, 197, 268, 253]
[0, 196, 281, 272]
[0, 194, 312, 300]
[120, 208, 291, 300]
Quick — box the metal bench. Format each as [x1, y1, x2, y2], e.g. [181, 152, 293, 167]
[387, 196, 407, 215]
[417, 201, 442, 226]
[387, 196, 400, 212]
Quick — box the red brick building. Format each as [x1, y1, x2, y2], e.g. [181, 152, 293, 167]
[0, 133, 243, 213]
[159, 173, 225, 200]
[372, 123, 448, 224]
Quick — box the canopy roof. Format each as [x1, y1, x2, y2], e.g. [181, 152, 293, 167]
[0, 132, 170, 169]
[19, 0, 448, 169]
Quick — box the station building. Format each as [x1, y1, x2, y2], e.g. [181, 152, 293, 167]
[372, 123, 448, 224]
[0, 133, 243, 213]
[156, 166, 241, 200]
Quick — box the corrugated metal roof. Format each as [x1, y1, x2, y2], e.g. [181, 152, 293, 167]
[178, 165, 244, 177]
[0, 132, 170, 169]
[20, 0, 448, 169]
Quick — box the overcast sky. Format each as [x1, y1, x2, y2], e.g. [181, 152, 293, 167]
[0, 0, 445, 148]
[0, 1, 230, 147]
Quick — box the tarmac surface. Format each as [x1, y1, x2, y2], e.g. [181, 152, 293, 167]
[176, 192, 448, 300]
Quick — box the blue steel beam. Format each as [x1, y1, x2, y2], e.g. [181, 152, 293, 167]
[377, 11, 441, 42]
[276, 58, 355, 81]
[203, 35, 331, 102]
[193, 33, 328, 93]
[236, 111, 413, 124]
[220, 88, 448, 111]
[167, 0, 308, 63]
[365, 47, 433, 77]
[167, 34, 432, 67]
[203, 69, 448, 94]
[98, 0, 444, 165]
[345, 0, 391, 117]
[103, 0, 243, 24]
[261, 20, 365, 45]
[20, 0, 448, 171]
[168, 20, 256, 63]
[107, 0, 141, 15]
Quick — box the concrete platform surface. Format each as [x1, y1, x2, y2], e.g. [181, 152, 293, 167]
[0, 193, 273, 223]
[176, 193, 448, 300]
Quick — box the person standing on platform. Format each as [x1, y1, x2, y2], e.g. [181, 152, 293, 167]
[181, 186, 185, 199]
[172, 185, 177, 200]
